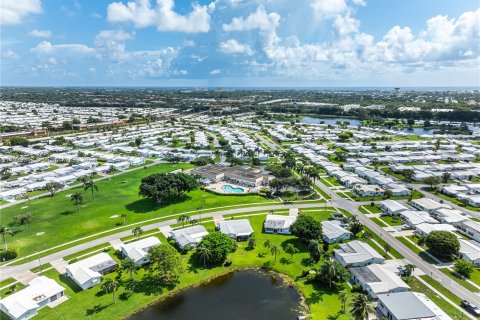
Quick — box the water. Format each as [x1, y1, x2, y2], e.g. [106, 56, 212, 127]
[222, 185, 245, 193]
[300, 116, 436, 135]
[129, 270, 303, 320]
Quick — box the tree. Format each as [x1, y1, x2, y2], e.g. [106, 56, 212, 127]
[383, 244, 391, 258]
[70, 193, 83, 213]
[0, 225, 14, 250]
[0, 167, 12, 179]
[121, 213, 127, 225]
[134, 137, 142, 147]
[14, 213, 32, 231]
[196, 245, 212, 268]
[442, 172, 451, 183]
[84, 179, 99, 201]
[349, 218, 364, 238]
[315, 259, 350, 289]
[285, 243, 299, 260]
[337, 132, 351, 142]
[361, 231, 372, 242]
[101, 278, 117, 304]
[384, 189, 393, 199]
[402, 169, 415, 181]
[195, 232, 236, 264]
[453, 259, 474, 278]
[403, 263, 416, 277]
[270, 245, 280, 262]
[425, 231, 460, 259]
[407, 118, 415, 128]
[148, 245, 183, 285]
[121, 258, 139, 280]
[263, 239, 271, 249]
[289, 214, 322, 242]
[350, 293, 373, 320]
[139, 173, 198, 204]
[308, 239, 324, 262]
[339, 290, 348, 314]
[247, 235, 256, 249]
[177, 215, 190, 228]
[132, 227, 143, 238]
[423, 176, 442, 190]
[44, 181, 63, 197]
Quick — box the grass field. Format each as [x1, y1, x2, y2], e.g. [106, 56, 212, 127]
[439, 268, 479, 292]
[397, 237, 438, 264]
[22, 212, 356, 320]
[0, 163, 273, 260]
[379, 215, 404, 226]
[359, 204, 382, 214]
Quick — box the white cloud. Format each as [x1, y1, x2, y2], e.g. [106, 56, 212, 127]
[28, 29, 52, 38]
[210, 69, 221, 74]
[94, 30, 135, 61]
[351, 0, 366, 7]
[91, 12, 102, 18]
[332, 14, 359, 37]
[31, 41, 95, 55]
[0, 0, 42, 25]
[311, 0, 348, 20]
[107, 0, 211, 33]
[219, 39, 254, 55]
[2, 49, 19, 59]
[223, 6, 280, 33]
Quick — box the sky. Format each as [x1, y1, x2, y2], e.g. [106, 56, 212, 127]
[1, 0, 479, 87]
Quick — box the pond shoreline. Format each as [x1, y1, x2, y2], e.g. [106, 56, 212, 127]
[123, 267, 310, 319]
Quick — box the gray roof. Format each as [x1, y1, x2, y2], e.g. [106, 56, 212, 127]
[378, 292, 435, 319]
[218, 219, 253, 237]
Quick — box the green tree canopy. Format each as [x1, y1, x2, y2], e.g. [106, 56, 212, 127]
[290, 214, 322, 242]
[195, 232, 236, 265]
[139, 172, 198, 203]
[148, 245, 183, 285]
[425, 231, 460, 259]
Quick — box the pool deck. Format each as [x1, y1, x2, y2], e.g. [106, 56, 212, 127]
[205, 182, 257, 194]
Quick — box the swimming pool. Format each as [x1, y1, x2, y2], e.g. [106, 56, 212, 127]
[221, 185, 245, 193]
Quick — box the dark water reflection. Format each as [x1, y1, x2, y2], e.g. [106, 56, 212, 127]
[129, 270, 303, 320]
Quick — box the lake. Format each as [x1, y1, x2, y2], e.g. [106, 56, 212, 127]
[129, 270, 305, 320]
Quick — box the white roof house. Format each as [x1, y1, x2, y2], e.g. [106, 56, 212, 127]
[170, 225, 208, 250]
[411, 198, 450, 213]
[399, 210, 438, 227]
[379, 200, 408, 215]
[456, 219, 480, 242]
[334, 240, 385, 267]
[350, 264, 410, 299]
[217, 219, 253, 240]
[120, 236, 162, 264]
[263, 214, 297, 235]
[0, 276, 66, 320]
[459, 239, 480, 266]
[321, 220, 352, 244]
[432, 208, 466, 224]
[377, 291, 452, 320]
[65, 252, 117, 290]
[415, 223, 457, 236]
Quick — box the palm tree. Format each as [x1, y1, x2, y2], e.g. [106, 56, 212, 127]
[339, 290, 348, 314]
[263, 239, 271, 249]
[15, 213, 32, 231]
[196, 245, 212, 268]
[121, 213, 127, 225]
[285, 243, 299, 260]
[361, 231, 372, 242]
[308, 239, 323, 262]
[177, 215, 190, 228]
[121, 258, 138, 279]
[383, 244, 391, 258]
[404, 263, 416, 277]
[323, 259, 338, 289]
[270, 245, 280, 262]
[101, 278, 117, 304]
[0, 225, 14, 250]
[84, 179, 99, 201]
[350, 293, 373, 320]
[132, 227, 143, 238]
[70, 193, 83, 213]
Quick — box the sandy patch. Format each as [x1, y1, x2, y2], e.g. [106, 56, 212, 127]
[109, 215, 119, 218]
[36, 232, 45, 236]
[21, 206, 29, 209]
[65, 194, 72, 198]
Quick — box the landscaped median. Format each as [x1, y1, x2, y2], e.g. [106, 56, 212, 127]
[29, 212, 354, 320]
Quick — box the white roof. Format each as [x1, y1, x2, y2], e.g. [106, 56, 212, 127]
[0, 276, 65, 319]
[416, 223, 457, 234]
[380, 200, 407, 213]
[413, 198, 450, 210]
[264, 214, 297, 229]
[322, 220, 351, 240]
[170, 225, 208, 248]
[66, 252, 116, 285]
[335, 240, 384, 264]
[120, 236, 161, 262]
[400, 210, 437, 225]
[218, 219, 253, 237]
[460, 239, 480, 261]
[351, 264, 409, 295]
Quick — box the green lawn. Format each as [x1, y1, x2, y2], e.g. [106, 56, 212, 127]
[397, 237, 438, 264]
[439, 268, 479, 292]
[469, 268, 480, 286]
[362, 226, 403, 259]
[403, 277, 466, 320]
[434, 191, 480, 212]
[372, 218, 389, 227]
[1, 163, 272, 260]
[359, 204, 382, 214]
[30, 213, 355, 320]
[419, 275, 462, 305]
[379, 215, 404, 226]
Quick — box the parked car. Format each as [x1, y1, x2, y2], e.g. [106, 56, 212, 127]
[461, 300, 480, 316]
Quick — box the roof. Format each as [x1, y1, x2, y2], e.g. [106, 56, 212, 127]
[400, 210, 437, 225]
[350, 264, 409, 295]
[218, 219, 253, 237]
[66, 253, 117, 285]
[460, 239, 480, 261]
[264, 214, 297, 229]
[380, 200, 407, 213]
[413, 198, 450, 210]
[321, 220, 351, 240]
[170, 225, 208, 247]
[0, 276, 65, 319]
[120, 236, 161, 262]
[416, 223, 457, 234]
[459, 219, 480, 233]
[377, 291, 447, 320]
[335, 240, 384, 264]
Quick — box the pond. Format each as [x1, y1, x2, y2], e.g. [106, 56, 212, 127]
[129, 270, 305, 320]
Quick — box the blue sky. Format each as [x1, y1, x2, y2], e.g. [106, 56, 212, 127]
[1, 0, 479, 87]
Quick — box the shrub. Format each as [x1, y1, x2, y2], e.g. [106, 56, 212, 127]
[0, 248, 18, 261]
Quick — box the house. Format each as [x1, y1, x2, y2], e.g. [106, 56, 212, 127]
[458, 194, 480, 207]
[333, 241, 385, 267]
[377, 291, 452, 320]
[353, 184, 384, 197]
[0, 276, 66, 320]
[65, 253, 117, 290]
[217, 219, 253, 241]
[431, 208, 466, 224]
[379, 200, 408, 216]
[350, 264, 410, 299]
[456, 219, 480, 242]
[120, 236, 162, 264]
[415, 223, 457, 236]
[321, 220, 352, 244]
[170, 225, 208, 250]
[263, 214, 297, 234]
[459, 239, 480, 266]
[411, 198, 450, 213]
[399, 210, 438, 227]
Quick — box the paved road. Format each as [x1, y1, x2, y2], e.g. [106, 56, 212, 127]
[314, 179, 480, 306]
[254, 133, 280, 151]
[0, 202, 325, 281]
